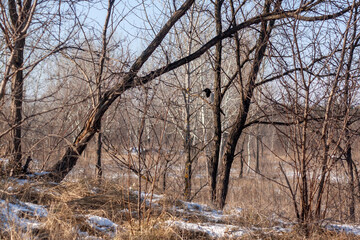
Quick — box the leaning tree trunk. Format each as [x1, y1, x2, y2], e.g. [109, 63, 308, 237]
[216, 0, 279, 209]
[216, 98, 251, 209]
[49, 0, 195, 182]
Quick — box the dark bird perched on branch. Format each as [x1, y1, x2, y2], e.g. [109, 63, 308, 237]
[202, 88, 225, 116]
[203, 88, 212, 98]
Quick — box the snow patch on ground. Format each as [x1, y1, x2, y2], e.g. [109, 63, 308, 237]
[77, 230, 104, 240]
[27, 171, 52, 177]
[8, 177, 29, 186]
[326, 223, 360, 235]
[177, 201, 224, 222]
[0, 196, 118, 239]
[132, 190, 163, 207]
[132, 190, 163, 201]
[228, 207, 243, 215]
[175, 200, 246, 223]
[0, 199, 48, 233]
[84, 214, 118, 238]
[166, 220, 247, 238]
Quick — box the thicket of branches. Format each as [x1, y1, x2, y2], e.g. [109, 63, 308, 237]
[1, 0, 360, 234]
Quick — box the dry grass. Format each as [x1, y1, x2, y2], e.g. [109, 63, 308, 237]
[0, 178, 357, 239]
[0, 150, 359, 239]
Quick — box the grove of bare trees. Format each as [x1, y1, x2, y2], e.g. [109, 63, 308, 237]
[2, 0, 360, 234]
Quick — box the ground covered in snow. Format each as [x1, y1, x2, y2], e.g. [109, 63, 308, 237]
[0, 176, 360, 239]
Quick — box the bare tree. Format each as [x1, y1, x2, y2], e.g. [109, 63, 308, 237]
[0, 0, 74, 174]
[215, 0, 281, 209]
[315, 3, 359, 219]
[95, 0, 115, 182]
[207, 0, 224, 204]
[342, 7, 359, 220]
[1, 0, 38, 173]
[268, 1, 360, 232]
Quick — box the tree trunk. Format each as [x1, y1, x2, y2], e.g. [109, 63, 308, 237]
[96, 131, 103, 181]
[184, 104, 192, 200]
[95, 0, 115, 183]
[255, 134, 260, 174]
[216, 107, 248, 209]
[343, 6, 357, 222]
[183, 7, 194, 200]
[216, 0, 279, 209]
[10, 38, 25, 173]
[346, 144, 355, 221]
[184, 152, 192, 200]
[247, 134, 252, 173]
[208, 0, 224, 204]
[239, 155, 244, 178]
[96, 83, 103, 182]
[8, 0, 35, 173]
[163, 160, 169, 191]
